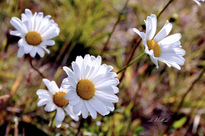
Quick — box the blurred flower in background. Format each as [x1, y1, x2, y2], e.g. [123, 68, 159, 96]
[193, 0, 205, 6]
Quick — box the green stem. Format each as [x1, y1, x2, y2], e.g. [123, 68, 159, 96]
[50, 112, 56, 128]
[28, 57, 46, 78]
[157, 0, 174, 18]
[117, 52, 145, 74]
[101, 0, 130, 54]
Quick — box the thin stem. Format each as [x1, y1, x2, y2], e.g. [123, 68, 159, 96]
[157, 0, 174, 18]
[117, 52, 145, 74]
[176, 69, 204, 113]
[28, 57, 46, 78]
[163, 69, 205, 134]
[50, 112, 56, 128]
[118, 38, 142, 83]
[76, 118, 84, 136]
[101, 0, 130, 54]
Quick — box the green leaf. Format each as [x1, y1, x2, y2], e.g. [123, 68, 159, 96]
[134, 126, 144, 134]
[172, 117, 187, 129]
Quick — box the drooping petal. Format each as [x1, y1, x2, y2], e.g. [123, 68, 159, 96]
[37, 47, 45, 57]
[17, 47, 25, 58]
[55, 108, 65, 122]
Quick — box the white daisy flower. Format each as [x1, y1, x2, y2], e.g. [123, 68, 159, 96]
[36, 79, 79, 128]
[61, 54, 119, 119]
[193, 0, 205, 6]
[133, 14, 186, 70]
[10, 9, 60, 58]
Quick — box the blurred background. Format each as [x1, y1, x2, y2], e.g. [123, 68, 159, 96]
[0, 0, 204, 135]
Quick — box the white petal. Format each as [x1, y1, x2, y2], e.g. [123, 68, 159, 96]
[71, 62, 81, 80]
[95, 78, 119, 89]
[73, 100, 83, 114]
[56, 108, 65, 122]
[193, 0, 201, 6]
[81, 102, 88, 118]
[169, 62, 181, 70]
[36, 89, 49, 95]
[17, 47, 25, 58]
[68, 96, 80, 105]
[41, 46, 50, 54]
[154, 21, 172, 42]
[46, 40, 55, 46]
[37, 48, 45, 57]
[150, 55, 159, 68]
[85, 102, 97, 119]
[65, 90, 78, 102]
[44, 102, 56, 112]
[36, 89, 51, 99]
[76, 56, 84, 70]
[95, 91, 119, 103]
[95, 85, 115, 95]
[10, 17, 27, 34]
[112, 86, 119, 94]
[63, 66, 77, 83]
[89, 97, 107, 116]
[23, 43, 33, 53]
[132, 28, 145, 39]
[43, 79, 59, 94]
[10, 30, 22, 37]
[29, 47, 37, 57]
[37, 99, 49, 107]
[145, 14, 157, 40]
[25, 9, 32, 16]
[104, 102, 115, 112]
[61, 78, 76, 90]
[18, 38, 24, 47]
[55, 120, 62, 128]
[158, 33, 182, 45]
[42, 27, 59, 40]
[64, 105, 79, 121]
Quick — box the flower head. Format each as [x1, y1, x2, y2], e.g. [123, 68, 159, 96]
[10, 9, 60, 58]
[133, 14, 186, 70]
[62, 54, 119, 119]
[193, 0, 205, 6]
[36, 79, 79, 128]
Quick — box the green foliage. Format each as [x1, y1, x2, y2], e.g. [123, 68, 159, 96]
[172, 117, 187, 129]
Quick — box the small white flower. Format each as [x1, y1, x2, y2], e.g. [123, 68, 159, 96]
[62, 54, 119, 119]
[133, 14, 186, 70]
[36, 79, 79, 128]
[193, 0, 205, 6]
[10, 9, 60, 58]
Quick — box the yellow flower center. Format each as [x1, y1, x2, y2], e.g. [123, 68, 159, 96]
[76, 79, 96, 100]
[147, 40, 161, 57]
[53, 92, 69, 107]
[25, 31, 42, 46]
